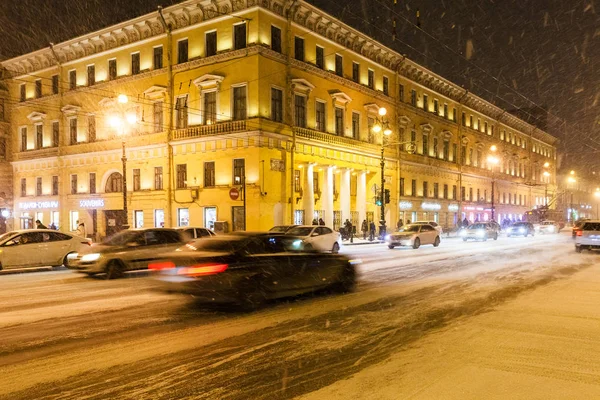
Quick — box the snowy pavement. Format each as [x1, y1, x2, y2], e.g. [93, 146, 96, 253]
[1, 233, 598, 399]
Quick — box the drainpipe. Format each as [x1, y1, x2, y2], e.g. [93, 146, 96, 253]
[285, 0, 298, 224]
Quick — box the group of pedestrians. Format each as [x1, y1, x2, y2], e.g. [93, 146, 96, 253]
[35, 219, 86, 237]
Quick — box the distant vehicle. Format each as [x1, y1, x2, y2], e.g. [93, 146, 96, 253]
[386, 223, 441, 249]
[268, 225, 299, 233]
[175, 227, 216, 241]
[413, 221, 443, 235]
[459, 222, 499, 242]
[506, 222, 535, 237]
[538, 220, 560, 234]
[0, 229, 91, 271]
[285, 225, 342, 253]
[151, 232, 357, 307]
[575, 220, 600, 253]
[69, 228, 186, 279]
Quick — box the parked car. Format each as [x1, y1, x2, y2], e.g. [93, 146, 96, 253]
[575, 220, 600, 252]
[285, 225, 342, 253]
[175, 227, 216, 241]
[413, 221, 444, 235]
[69, 228, 186, 278]
[459, 222, 499, 241]
[151, 232, 357, 307]
[268, 225, 299, 233]
[538, 220, 560, 234]
[506, 222, 535, 237]
[0, 229, 91, 271]
[385, 223, 441, 249]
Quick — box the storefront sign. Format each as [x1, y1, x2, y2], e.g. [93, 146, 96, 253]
[421, 202, 442, 211]
[19, 201, 59, 210]
[79, 199, 105, 208]
[448, 204, 459, 212]
[399, 201, 413, 210]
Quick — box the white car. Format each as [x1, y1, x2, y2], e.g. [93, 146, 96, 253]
[0, 229, 91, 270]
[285, 225, 342, 253]
[386, 223, 441, 249]
[413, 221, 443, 235]
[539, 220, 560, 234]
[575, 220, 600, 253]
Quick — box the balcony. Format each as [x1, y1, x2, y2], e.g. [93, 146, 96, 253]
[173, 120, 247, 140]
[15, 146, 59, 161]
[295, 127, 379, 151]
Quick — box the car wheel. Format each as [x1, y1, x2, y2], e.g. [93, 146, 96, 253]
[576, 246, 582, 253]
[332, 242, 340, 254]
[412, 238, 421, 249]
[433, 236, 440, 247]
[332, 262, 356, 293]
[60, 252, 75, 268]
[105, 260, 125, 280]
[462, 238, 467, 242]
[388, 245, 395, 249]
[494, 233, 498, 240]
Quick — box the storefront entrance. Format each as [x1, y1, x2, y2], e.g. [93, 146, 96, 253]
[104, 210, 126, 238]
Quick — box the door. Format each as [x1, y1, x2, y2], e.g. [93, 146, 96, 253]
[47, 232, 73, 264]
[419, 225, 437, 244]
[131, 230, 183, 270]
[104, 210, 126, 238]
[1, 232, 45, 268]
[232, 206, 245, 231]
[317, 226, 337, 250]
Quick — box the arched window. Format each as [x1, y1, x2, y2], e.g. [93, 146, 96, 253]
[105, 172, 123, 193]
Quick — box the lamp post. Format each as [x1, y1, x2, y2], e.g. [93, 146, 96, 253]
[595, 188, 600, 219]
[372, 107, 392, 238]
[487, 145, 499, 221]
[543, 162, 550, 207]
[568, 170, 576, 223]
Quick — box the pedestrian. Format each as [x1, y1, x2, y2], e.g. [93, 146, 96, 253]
[462, 218, 470, 227]
[318, 218, 325, 226]
[49, 223, 57, 230]
[406, 219, 411, 225]
[76, 220, 87, 238]
[35, 219, 47, 229]
[361, 219, 368, 240]
[369, 221, 376, 241]
[397, 219, 403, 230]
[312, 218, 318, 225]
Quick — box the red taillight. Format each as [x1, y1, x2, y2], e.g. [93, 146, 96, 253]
[82, 241, 92, 246]
[177, 263, 228, 277]
[576, 230, 583, 237]
[149, 261, 176, 270]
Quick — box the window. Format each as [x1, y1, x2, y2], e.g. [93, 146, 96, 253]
[153, 101, 163, 132]
[21, 178, 26, 197]
[433, 99, 439, 114]
[352, 112, 360, 139]
[368, 117, 375, 143]
[232, 86, 247, 120]
[443, 184, 448, 199]
[462, 112, 466, 126]
[87, 65, 95, 86]
[443, 104, 448, 118]
[154, 167, 163, 190]
[433, 137, 438, 158]
[52, 176, 58, 195]
[477, 188, 480, 201]
[294, 36, 304, 61]
[88, 115, 96, 142]
[131, 53, 140, 75]
[52, 75, 59, 94]
[89, 173, 96, 194]
[461, 186, 466, 201]
[400, 178, 405, 196]
[35, 79, 42, 98]
[352, 62, 360, 82]
[20, 84, 26, 101]
[469, 187, 473, 201]
[411, 179, 417, 196]
[154, 209, 165, 228]
[433, 183, 439, 198]
[383, 76, 389, 95]
[175, 96, 188, 129]
[315, 46, 324, 69]
[69, 70, 76, 90]
[20, 127, 27, 151]
[313, 172, 320, 194]
[177, 39, 188, 63]
[423, 94, 428, 111]
[335, 54, 343, 76]
[315, 101, 326, 131]
[105, 172, 122, 193]
[422, 133, 428, 155]
[153, 46, 163, 69]
[423, 181, 428, 198]
[443, 140, 449, 160]
[36, 177, 42, 196]
[234, 23, 247, 50]
[367, 69, 374, 89]
[294, 95, 307, 128]
[452, 185, 457, 200]
[204, 162, 215, 187]
[177, 208, 189, 227]
[0, 138, 5, 158]
[461, 144, 467, 165]
[469, 115, 473, 128]
[410, 89, 417, 106]
[35, 124, 43, 149]
[50, 121, 58, 147]
[203, 92, 216, 124]
[134, 211, 144, 229]
[452, 107, 457, 122]
[398, 84, 405, 102]
[271, 26, 281, 53]
[271, 88, 283, 122]
[124, 168, 138, 194]
[71, 175, 77, 194]
[109, 59, 117, 80]
[176, 164, 187, 189]
[477, 149, 482, 168]
[69, 118, 77, 145]
[335, 107, 344, 136]
[233, 159, 245, 185]
[484, 121, 488, 134]
[205, 31, 217, 57]
[294, 170, 301, 192]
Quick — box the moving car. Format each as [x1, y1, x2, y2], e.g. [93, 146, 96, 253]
[268, 225, 299, 233]
[0, 229, 91, 270]
[538, 220, 560, 234]
[572, 219, 589, 238]
[151, 232, 357, 307]
[459, 222, 499, 241]
[285, 225, 342, 253]
[385, 223, 441, 249]
[506, 222, 535, 237]
[69, 228, 186, 278]
[175, 227, 216, 241]
[413, 221, 443, 235]
[575, 220, 600, 253]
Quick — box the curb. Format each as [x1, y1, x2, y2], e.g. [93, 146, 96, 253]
[0, 266, 56, 276]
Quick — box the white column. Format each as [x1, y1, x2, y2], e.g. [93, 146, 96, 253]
[302, 164, 314, 224]
[323, 166, 334, 227]
[340, 169, 351, 223]
[357, 171, 367, 223]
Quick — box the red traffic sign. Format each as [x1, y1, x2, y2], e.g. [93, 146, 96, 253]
[229, 188, 240, 200]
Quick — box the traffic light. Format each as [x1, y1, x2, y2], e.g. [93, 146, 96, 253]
[384, 189, 391, 204]
[376, 198, 382, 206]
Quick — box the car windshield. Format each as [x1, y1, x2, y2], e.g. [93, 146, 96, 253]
[286, 227, 314, 236]
[399, 225, 420, 233]
[101, 231, 141, 246]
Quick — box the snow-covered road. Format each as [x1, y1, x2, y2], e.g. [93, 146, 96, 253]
[0, 233, 594, 399]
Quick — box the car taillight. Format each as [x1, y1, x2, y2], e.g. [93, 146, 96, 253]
[177, 263, 228, 277]
[148, 261, 176, 270]
[576, 230, 583, 236]
[81, 241, 92, 246]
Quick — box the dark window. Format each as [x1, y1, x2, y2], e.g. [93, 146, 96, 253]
[88, 115, 96, 142]
[315, 101, 326, 131]
[69, 118, 77, 145]
[443, 141, 449, 160]
[131, 53, 140, 75]
[368, 117, 375, 143]
[335, 54, 343, 76]
[410, 89, 417, 106]
[443, 104, 448, 118]
[203, 92, 216, 124]
[0, 138, 5, 158]
[233, 159, 245, 185]
[423, 94, 428, 111]
[294, 170, 301, 192]
[411, 179, 417, 196]
[398, 84, 404, 102]
[433, 183, 439, 198]
[105, 172, 122, 193]
[154, 167, 163, 190]
[352, 62, 360, 83]
[35, 79, 42, 98]
[422, 133, 428, 155]
[52, 176, 58, 195]
[21, 127, 27, 151]
[71, 175, 77, 194]
[271, 88, 283, 122]
[36, 177, 42, 196]
[423, 181, 428, 198]
[400, 178, 405, 196]
[69, 70, 76, 90]
[294, 95, 307, 128]
[178, 39, 188, 64]
[234, 23, 247, 50]
[335, 107, 344, 136]
[133, 169, 141, 191]
[20, 178, 26, 197]
[89, 173, 96, 194]
[176, 164, 187, 189]
[462, 112, 466, 126]
[368, 69, 374, 89]
[205, 31, 217, 57]
[461, 186, 466, 201]
[352, 112, 360, 139]
[433, 137, 438, 158]
[383, 76, 389, 95]
[443, 184, 448, 199]
[294, 36, 304, 61]
[20, 84, 26, 101]
[452, 143, 458, 161]
[34, 124, 43, 149]
[453, 108, 457, 122]
[316, 46, 324, 69]
[469, 187, 473, 201]
[433, 99, 439, 114]
[87, 65, 95, 85]
[232, 86, 247, 121]
[313, 171, 320, 194]
[271, 26, 281, 53]
[477, 188, 481, 201]
[175, 96, 188, 129]
[52, 75, 59, 94]
[109, 59, 117, 80]
[470, 115, 473, 128]
[452, 185, 457, 200]
[153, 101, 163, 132]
[153, 46, 163, 69]
[204, 162, 215, 187]
[461, 145, 467, 165]
[52, 122, 59, 147]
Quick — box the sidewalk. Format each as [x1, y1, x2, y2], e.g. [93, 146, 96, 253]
[343, 233, 462, 246]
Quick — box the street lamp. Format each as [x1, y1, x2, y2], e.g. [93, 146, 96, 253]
[567, 172, 576, 223]
[108, 94, 137, 230]
[372, 107, 393, 238]
[487, 145, 499, 221]
[595, 188, 600, 219]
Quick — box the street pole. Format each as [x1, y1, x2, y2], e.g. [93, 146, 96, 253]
[491, 175, 495, 221]
[570, 192, 574, 223]
[122, 139, 129, 229]
[380, 144, 386, 239]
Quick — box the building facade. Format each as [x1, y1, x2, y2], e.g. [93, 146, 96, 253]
[1, 0, 557, 239]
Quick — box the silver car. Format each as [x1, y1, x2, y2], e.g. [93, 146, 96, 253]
[459, 222, 499, 241]
[386, 223, 441, 249]
[69, 228, 186, 278]
[575, 220, 600, 253]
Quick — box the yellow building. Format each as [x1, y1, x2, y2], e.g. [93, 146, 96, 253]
[0, 0, 557, 240]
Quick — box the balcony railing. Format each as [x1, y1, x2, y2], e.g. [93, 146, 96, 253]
[173, 120, 247, 140]
[295, 127, 378, 150]
[16, 146, 59, 160]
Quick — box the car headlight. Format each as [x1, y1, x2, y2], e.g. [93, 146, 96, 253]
[476, 230, 485, 237]
[385, 234, 391, 241]
[81, 253, 101, 262]
[292, 240, 303, 249]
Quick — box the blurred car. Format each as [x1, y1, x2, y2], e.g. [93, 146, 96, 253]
[385, 223, 441, 249]
[506, 222, 535, 237]
[175, 227, 216, 241]
[459, 222, 499, 241]
[268, 225, 299, 233]
[151, 232, 357, 307]
[285, 225, 342, 253]
[413, 221, 443, 235]
[69, 228, 186, 279]
[538, 220, 560, 234]
[575, 220, 600, 252]
[0, 229, 91, 271]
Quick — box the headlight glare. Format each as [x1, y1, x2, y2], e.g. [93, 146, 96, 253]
[81, 253, 101, 262]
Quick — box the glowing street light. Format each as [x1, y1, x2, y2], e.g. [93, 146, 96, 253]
[487, 145, 500, 221]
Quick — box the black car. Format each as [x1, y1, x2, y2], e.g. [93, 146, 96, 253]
[506, 222, 535, 237]
[151, 232, 357, 307]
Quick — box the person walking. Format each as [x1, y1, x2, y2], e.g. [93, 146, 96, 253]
[35, 219, 47, 229]
[462, 217, 470, 227]
[312, 219, 318, 225]
[396, 219, 403, 230]
[76, 220, 87, 238]
[369, 221, 376, 241]
[361, 219, 368, 240]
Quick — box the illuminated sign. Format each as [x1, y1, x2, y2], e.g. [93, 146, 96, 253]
[80, 199, 105, 208]
[448, 204, 459, 212]
[19, 201, 59, 210]
[421, 202, 441, 211]
[399, 201, 413, 210]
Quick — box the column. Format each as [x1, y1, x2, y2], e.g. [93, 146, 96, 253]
[340, 169, 351, 224]
[302, 164, 314, 224]
[323, 166, 334, 227]
[357, 171, 367, 223]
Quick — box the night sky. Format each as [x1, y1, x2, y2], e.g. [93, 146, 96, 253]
[1, 0, 598, 173]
